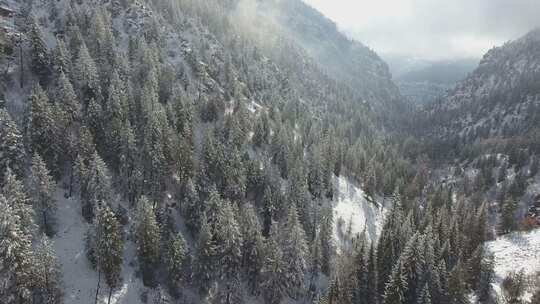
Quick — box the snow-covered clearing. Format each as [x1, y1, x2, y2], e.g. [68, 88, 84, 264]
[332, 176, 385, 248]
[53, 188, 153, 304]
[486, 228, 540, 299]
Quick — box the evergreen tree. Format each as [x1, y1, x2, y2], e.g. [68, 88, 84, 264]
[476, 254, 495, 303]
[0, 195, 35, 303]
[74, 42, 101, 104]
[29, 153, 57, 237]
[383, 259, 407, 304]
[87, 204, 124, 304]
[194, 213, 216, 294]
[417, 284, 431, 304]
[29, 18, 50, 84]
[238, 204, 265, 294]
[135, 196, 160, 286]
[253, 111, 270, 147]
[165, 232, 188, 285]
[2, 168, 35, 236]
[288, 164, 313, 238]
[447, 260, 469, 304]
[0, 110, 25, 184]
[75, 152, 112, 222]
[261, 227, 288, 304]
[51, 37, 71, 76]
[55, 71, 81, 127]
[279, 205, 308, 299]
[26, 85, 61, 171]
[33, 235, 63, 304]
[319, 206, 335, 276]
[182, 179, 202, 235]
[213, 200, 242, 280]
[500, 199, 517, 234]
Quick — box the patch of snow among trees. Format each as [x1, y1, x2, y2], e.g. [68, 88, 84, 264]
[485, 228, 540, 299]
[53, 188, 156, 304]
[332, 176, 385, 248]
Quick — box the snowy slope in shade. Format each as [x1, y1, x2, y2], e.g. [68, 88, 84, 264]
[485, 228, 540, 298]
[53, 188, 154, 304]
[332, 176, 385, 248]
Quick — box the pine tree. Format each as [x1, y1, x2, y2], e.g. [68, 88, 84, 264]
[165, 233, 187, 285]
[55, 71, 81, 126]
[378, 192, 405, 297]
[383, 259, 407, 304]
[51, 37, 71, 76]
[261, 227, 288, 304]
[2, 168, 35, 236]
[253, 111, 270, 147]
[88, 204, 124, 304]
[75, 152, 112, 222]
[319, 206, 335, 276]
[103, 70, 127, 166]
[74, 42, 101, 103]
[0, 110, 25, 184]
[33, 235, 63, 304]
[279, 205, 308, 299]
[29, 153, 57, 237]
[476, 254, 494, 303]
[0, 195, 35, 303]
[213, 200, 243, 280]
[288, 164, 313, 238]
[194, 213, 216, 294]
[352, 241, 369, 304]
[447, 260, 469, 304]
[182, 179, 202, 235]
[29, 18, 50, 85]
[238, 204, 265, 294]
[500, 199, 517, 234]
[26, 85, 61, 170]
[135, 196, 160, 287]
[417, 284, 431, 304]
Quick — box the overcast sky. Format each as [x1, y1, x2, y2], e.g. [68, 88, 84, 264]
[303, 0, 540, 61]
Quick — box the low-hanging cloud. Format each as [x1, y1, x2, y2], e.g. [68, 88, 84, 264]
[304, 0, 540, 60]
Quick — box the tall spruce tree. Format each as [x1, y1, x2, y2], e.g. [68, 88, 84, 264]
[33, 235, 63, 304]
[29, 153, 57, 237]
[0, 195, 36, 303]
[2, 168, 35, 236]
[135, 196, 160, 286]
[29, 18, 50, 85]
[0, 110, 25, 184]
[87, 204, 124, 304]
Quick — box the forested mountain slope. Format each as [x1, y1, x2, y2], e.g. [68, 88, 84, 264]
[415, 29, 540, 160]
[0, 0, 536, 304]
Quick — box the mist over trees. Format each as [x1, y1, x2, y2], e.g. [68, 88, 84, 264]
[0, 0, 539, 304]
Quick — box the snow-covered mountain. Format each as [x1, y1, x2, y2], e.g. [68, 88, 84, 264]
[416, 29, 540, 157]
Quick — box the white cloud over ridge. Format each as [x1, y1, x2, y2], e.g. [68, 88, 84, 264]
[304, 0, 540, 60]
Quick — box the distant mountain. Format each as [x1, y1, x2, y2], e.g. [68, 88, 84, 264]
[263, 0, 405, 113]
[385, 56, 478, 106]
[417, 29, 540, 157]
[397, 59, 478, 84]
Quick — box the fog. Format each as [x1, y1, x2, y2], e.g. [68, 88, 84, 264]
[304, 0, 540, 60]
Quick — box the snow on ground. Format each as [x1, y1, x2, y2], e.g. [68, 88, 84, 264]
[486, 228, 540, 299]
[53, 187, 154, 304]
[332, 176, 385, 249]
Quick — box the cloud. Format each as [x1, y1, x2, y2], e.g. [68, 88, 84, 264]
[303, 0, 540, 60]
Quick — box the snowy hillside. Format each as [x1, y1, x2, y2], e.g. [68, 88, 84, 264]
[332, 176, 385, 248]
[53, 188, 155, 304]
[486, 229, 540, 299]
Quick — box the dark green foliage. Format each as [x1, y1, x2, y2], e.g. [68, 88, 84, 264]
[165, 233, 188, 285]
[29, 18, 50, 85]
[135, 196, 161, 287]
[28, 153, 57, 236]
[0, 110, 25, 184]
